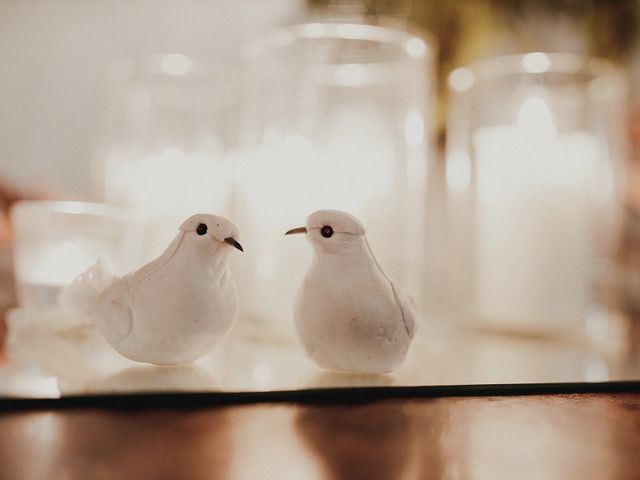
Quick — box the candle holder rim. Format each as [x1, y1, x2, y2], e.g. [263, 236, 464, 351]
[107, 54, 240, 85]
[453, 52, 626, 91]
[245, 22, 434, 63]
[9, 200, 137, 223]
[244, 23, 432, 87]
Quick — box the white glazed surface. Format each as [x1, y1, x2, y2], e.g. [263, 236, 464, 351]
[292, 210, 416, 374]
[63, 214, 241, 365]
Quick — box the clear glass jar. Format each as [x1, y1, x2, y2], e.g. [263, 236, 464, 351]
[11, 201, 145, 307]
[443, 53, 628, 337]
[95, 54, 240, 259]
[235, 23, 435, 338]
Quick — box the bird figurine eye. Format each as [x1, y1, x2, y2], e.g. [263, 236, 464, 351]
[196, 223, 208, 236]
[320, 225, 334, 238]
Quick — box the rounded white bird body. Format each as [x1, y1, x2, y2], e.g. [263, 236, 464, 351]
[288, 210, 416, 374]
[66, 214, 242, 366]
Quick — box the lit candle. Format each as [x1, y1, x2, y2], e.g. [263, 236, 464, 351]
[105, 145, 233, 258]
[237, 24, 432, 338]
[19, 241, 98, 287]
[472, 96, 599, 331]
[234, 106, 404, 337]
[100, 54, 239, 260]
[11, 201, 145, 307]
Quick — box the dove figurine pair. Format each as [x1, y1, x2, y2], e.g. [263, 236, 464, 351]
[66, 210, 416, 374]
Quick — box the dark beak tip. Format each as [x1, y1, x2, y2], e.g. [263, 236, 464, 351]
[285, 227, 308, 236]
[224, 237, 244, 252]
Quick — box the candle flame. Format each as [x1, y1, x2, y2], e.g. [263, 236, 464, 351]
[517, 97, 557, 146]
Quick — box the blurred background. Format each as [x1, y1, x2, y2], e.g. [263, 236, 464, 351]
[0, 0, 301, 198]
[1, 0, 639, 198]
[2, 0, 640, 385]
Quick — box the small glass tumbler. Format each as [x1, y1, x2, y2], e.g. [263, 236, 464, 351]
[11, 201, 145, 307]
[235, 23, 434, 337]
[443, 53, 628, 336]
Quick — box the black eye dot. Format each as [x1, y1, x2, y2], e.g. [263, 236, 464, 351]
[320, 225, 334, 238]
[196, 223, 208, 236]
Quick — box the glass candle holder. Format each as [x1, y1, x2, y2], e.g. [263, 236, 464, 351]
[235, 23, 434, 337]
[95, 54, 240, 259]
[11, 201, 146, 307]
[444, 53, 628, 336]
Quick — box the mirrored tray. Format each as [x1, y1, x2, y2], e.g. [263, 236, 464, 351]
[1, 306, 639, 399]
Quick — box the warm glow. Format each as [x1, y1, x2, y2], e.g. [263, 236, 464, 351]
[584, 358, 609, 382]
[521, 52, 551, 74]
[334, 64, 369, 86]
[448, 68, 475, 92]
[336, 24, 367, 39]
[25, 241, 98, 286]
[589, 76, 616, 103]
[252, 361, 273, 387]
[472, 94, 599, 330]
[404, 109, 424, 147]
[516, 96, 557, 145]
[104, 143, 232, 257]
[446, 150, 471, 193]
[270, 29, 295, 48]
[585, 308, 609, 340]
[235, 106, 398, 330]
[405, 38, 427, 58]
[7, 373, 60, 398]
[160, 53, 192, 76]
[302, 23, 325, 38]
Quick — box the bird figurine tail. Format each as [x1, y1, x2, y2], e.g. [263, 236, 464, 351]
[58, 260, 114, 322]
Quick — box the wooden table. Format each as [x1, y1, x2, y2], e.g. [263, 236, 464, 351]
[1, 389, 639, 479]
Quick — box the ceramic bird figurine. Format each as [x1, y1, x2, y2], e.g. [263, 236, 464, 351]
[286, 210, 416, 374]
[62, 214, 243, 366]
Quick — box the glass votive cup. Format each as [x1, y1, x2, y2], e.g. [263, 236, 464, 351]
[235, 23, 435, 338]
[442, 53, 628, 337]
[11, 201, 146, 307]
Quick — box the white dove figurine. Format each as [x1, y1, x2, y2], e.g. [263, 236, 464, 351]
[286, 210, 417, 374]
[62, 214, 243, 366]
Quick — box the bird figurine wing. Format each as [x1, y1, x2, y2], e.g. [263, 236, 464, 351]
[60, 261, 133, 345]
[389, 278, 418, 339]
[60, 213, 242, 366]
[59, 260, 113, 319]
[94, 277, 134, 345]
[124, 232, 184, 287]
[363, 235, 417, 339]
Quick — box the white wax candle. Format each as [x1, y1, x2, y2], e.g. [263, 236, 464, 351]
[234, 106, 402, 337]
[105, 145, 233, 258]
[20, 241, 97, 287]
[472, 97, 599, 332]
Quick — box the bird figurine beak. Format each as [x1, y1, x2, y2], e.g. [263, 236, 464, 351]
[224, 237, 244, 252]
[285, 227, 308, 235]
